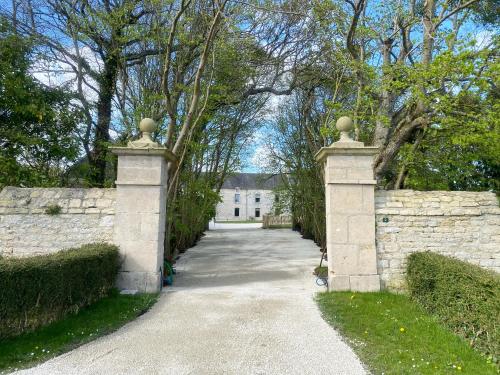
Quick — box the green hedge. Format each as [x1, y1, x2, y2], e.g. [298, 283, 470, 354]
[406, 252, 500, 360]
[0, 243, 120, 339]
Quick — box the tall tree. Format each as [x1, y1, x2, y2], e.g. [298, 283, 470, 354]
[5, 0, 166, 186]
[0, 20, 80, 188]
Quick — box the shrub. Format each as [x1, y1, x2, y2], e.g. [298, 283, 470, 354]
[406, 252, 500, 361]
[0, 243, 120, 339]
[44, 204, 62, 215]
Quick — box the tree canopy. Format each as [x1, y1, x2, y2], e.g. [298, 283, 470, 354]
[0, 0, 498, 253]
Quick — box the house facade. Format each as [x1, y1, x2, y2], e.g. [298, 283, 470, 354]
[215, 173, 280, 222]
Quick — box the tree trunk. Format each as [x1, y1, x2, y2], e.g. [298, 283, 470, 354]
[373, 39, 393, 147]
[374, 106, 427, 178]
[89, 55, 118, 187]
[374, 1, 435, 180]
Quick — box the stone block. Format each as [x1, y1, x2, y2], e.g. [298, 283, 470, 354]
[461, 201, 479, 207]
[120, 245, 161, 272]
[329, 214, 348, 244]
[327, 168, 346, 180]
[115, 186, 163, 214]
[140, 213, 164, 242]
[99, 215, 114, 227]
[117, 167, 164, 186]
[330, 185, 363, 214]
[82, 199, 96, 208]
[119, 155, 159, 168]
[329, 244, 358, 275]
[68, 199, 81, 208]
[116, 271, 162, 293]
[349, 275, 380, 292]
[357, 244, 378, 274]
[348, 215, 375, 244]
[29, 190, 42, 198]
[85, 189, 104, 199]
[328, 275, 350, 291]
[427, 209, 444, 216]
[346, 168, 374, 180]
[95, 199, 112, 208]
[114, 214, 141, 241]
[386, 201, 404, 208]
[362, 185, 375, 213]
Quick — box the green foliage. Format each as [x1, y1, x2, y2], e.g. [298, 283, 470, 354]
[0, 20, 81, 189]
[169, 171, 221, 255]
[317, 292, 497, 374]
[44, 204, 62, 216]
[0, 291, 157, 372]
[313, 266, 327, 278]
[395, 41, 500, 191]
[0, 243, 120, 339]
[266, 90, 333, 247]
[406, 252, 500, 361]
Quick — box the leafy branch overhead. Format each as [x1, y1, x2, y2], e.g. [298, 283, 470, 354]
[0, 0, 498, 254]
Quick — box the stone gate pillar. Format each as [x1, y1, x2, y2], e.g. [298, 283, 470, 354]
[315, 117, 380, 292]
[110, 118, 176, 293]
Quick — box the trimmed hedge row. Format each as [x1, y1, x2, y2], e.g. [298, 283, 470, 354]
[406, 252, 500, 359]
[0, 243, 120, 339]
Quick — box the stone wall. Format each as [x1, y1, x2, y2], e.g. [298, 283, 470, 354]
[0, 187, 115, 257]
[375, 190, 500, 289]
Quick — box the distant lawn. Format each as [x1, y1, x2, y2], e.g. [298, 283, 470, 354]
[0, 291, 158, 373]
[263, 224, 292, 229]
[215, 220, 260, 224]
[317, 292, 497, 375]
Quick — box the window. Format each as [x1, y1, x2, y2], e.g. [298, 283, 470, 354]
[255, 208, 260, 218]
[234, 208, 240, 217]
[234, 193, 240, 203]
[255, 192, 261, 203]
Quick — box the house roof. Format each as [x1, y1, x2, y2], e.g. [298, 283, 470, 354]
[221, 173, 281, 190]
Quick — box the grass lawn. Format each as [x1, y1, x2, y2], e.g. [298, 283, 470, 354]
[316, 292, 497, 375]
[313, 266, 328, 278]
[0, 291, 158, 374]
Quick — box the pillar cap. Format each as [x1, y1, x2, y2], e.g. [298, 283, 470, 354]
[109, 146, 177, 162]
[315, 145, 379, 162]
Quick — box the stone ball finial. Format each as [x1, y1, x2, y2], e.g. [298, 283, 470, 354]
[336, 116, 353, 132]
[336, 116, 354, 142]
[128, 117, 160, 148]
[139, 118, 156, 133]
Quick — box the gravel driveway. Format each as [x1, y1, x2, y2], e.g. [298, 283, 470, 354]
[15, 227, 366, 375]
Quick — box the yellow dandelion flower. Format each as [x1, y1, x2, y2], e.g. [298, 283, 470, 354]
[399, 327, 405, 332]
